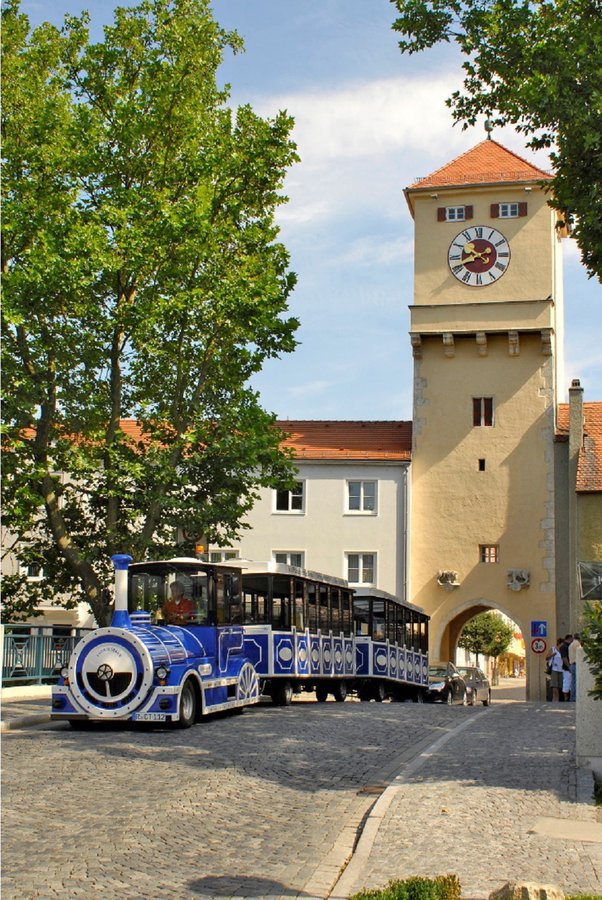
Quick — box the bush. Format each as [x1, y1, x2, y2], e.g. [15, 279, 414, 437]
[581, 601, 602, 701]
[350, 874, 461, 900]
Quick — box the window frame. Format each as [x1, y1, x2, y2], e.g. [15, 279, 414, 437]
[346, 552, 376, 586]
[346, 479, 377, 515]
[274, 551, 305, 569]
[473, 396, 494, 427]
[479, 544, 500, 564]
[273, 480, 305, 514]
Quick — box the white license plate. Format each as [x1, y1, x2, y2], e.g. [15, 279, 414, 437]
[135, 712, 167, 722]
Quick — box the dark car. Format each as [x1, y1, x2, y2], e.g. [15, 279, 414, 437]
[425, 662, 468, 705]
[456, 665, 492, 706]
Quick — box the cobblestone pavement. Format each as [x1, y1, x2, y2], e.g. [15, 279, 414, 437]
[333, 702, 602, 899]
[2, 699, 473, 899]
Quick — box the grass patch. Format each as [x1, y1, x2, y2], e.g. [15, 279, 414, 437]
[350, 874, 461, 900]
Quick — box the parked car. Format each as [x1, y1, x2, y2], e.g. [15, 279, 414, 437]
[425, 662, 468, 705]
[456, 666, 492, 706]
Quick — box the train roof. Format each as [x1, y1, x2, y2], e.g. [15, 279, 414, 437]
[353, 586, 428, 617]
[223, 559, 351, 590]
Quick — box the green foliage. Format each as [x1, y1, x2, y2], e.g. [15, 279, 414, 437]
[457, 612, 514, 663]
[1, 0, 299, 625]
[350, 874, 461, 900]
[390, 0, 602, 282]
[581, 600, 602, 701]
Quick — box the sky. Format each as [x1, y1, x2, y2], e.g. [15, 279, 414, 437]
[21, 0, 602, 422]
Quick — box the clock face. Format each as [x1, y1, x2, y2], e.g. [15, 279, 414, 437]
[448, 226, 510, 286]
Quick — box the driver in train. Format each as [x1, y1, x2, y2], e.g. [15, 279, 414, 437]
[162, 581, 196, 625]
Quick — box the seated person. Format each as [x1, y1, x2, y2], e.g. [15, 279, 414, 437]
[162, 581, 196, 625]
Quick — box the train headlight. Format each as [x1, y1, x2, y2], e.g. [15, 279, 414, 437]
[61, 666, 69, 681]
[156, 665, 169, 682]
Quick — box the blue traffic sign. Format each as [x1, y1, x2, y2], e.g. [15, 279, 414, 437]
[531, 620, 547, 638]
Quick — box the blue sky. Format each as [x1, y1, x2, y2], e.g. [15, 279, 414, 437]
[23, 0, 602, 420]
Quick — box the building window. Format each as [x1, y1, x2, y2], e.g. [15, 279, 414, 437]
[208, 550, 239, 563]
[347, 480, 377, 513]
[346, 552, 376, 585]
[480, 544, 499, 563]
[491, 202, 527, 218]
[21, 562, 44, 581]
[438, 205, 473, 222]
[473, 397, 494, 427]
[274, 481, 304, 513]
[274, 551, 305, 568]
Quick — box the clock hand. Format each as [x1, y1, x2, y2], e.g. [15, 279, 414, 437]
[462, 243, 492, 264]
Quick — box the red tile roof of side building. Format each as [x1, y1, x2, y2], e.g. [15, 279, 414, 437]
[117, 419, 413, 461]
[406, 139, 552, 194]
[276, 420, 412, 461]
[556, 402, 602, 492]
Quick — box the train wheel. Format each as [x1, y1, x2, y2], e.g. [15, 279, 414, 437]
[413, 691, 424, 704]
[176, 680, 197, 728]
[315, 684, 329, 703]
[272, 680, 293, 706]
[373, 682, 386, 703]
[332, 681, 347, 702]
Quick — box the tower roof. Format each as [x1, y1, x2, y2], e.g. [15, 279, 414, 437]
[406, 139, 551, 197]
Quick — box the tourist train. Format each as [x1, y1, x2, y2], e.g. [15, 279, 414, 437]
[51, 554, 430, 727]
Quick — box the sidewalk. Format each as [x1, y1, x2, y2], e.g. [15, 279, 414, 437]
[0, 684, 52, 732]
[331, 694, 602, 899]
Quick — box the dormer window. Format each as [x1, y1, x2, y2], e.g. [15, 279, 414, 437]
[438, 205, 473, 222]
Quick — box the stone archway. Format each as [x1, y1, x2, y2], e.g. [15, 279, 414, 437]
[430, 598, 534, 698]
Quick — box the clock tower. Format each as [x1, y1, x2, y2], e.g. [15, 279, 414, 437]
[405, 139, 565, 700]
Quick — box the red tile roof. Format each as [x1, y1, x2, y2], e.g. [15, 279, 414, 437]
[276, 421, 412, 461]
[408, 139, 552, 191]
[557, 402, 602, 492]
[117, 419, 413, 461]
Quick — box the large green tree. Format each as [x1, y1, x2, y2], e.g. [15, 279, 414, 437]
[1, 0, 299, 625]
[390, 0, 602, 281]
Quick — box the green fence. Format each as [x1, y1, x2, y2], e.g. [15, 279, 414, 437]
[2, 626, 91, 685]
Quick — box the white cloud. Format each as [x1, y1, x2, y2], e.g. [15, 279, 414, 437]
[262, 73, 554, 236]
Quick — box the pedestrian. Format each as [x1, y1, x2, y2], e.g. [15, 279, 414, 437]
[560, 634, 572, 701]
[568, 632, 582, 702]
[546, 639, 564, 702]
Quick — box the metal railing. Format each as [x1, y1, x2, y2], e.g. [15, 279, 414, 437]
[1, 626, 91, 685]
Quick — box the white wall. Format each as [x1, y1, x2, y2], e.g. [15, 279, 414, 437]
[235, 460, 410, 599]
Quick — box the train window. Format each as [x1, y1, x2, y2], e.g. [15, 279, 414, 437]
[225, 574, 242, 624]
[318, 583, 329, 632]
[330, 588, 341, 633]
[130, 573, 164, 618]
[271, 575, 292, 629]
[342, 591, 353, 635]
[354, 598, 370, 635]
[372, 600, 385, 642]
[308, 584, 318, 633]
[293, 579, 305, 629]
[242, 588, 267, 624]
[386, 602, 396, 644]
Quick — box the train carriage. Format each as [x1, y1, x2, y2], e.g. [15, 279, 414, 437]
[51, 554, 429, 728]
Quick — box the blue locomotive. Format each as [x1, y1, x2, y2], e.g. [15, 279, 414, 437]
[51, 554, 429, 727]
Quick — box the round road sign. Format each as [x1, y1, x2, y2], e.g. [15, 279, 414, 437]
[531, 638, 547, 654]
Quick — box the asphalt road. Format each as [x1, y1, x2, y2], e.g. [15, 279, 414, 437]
[2, 700, 474, 899]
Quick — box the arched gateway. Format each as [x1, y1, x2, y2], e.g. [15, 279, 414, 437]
[405, 139, 564, 700]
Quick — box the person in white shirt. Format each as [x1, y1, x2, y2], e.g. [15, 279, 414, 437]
[546, 639, 564, 702]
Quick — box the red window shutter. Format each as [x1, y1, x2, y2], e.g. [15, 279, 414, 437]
[464, 205, 474, 220]
[437, 207, 446, 221]
[518, 202, 528, 217]
[490, 203, 499, 218]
